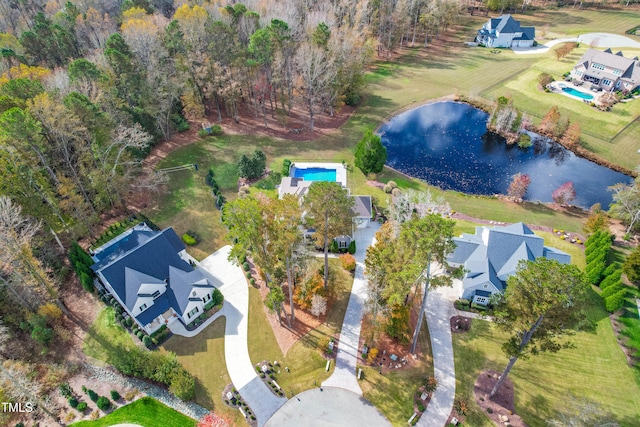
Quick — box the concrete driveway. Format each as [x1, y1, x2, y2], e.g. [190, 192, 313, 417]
[199, 246, 287, 427]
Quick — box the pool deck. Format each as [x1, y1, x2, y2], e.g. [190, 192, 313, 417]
[549, 81, 602, 104]
[290, 162, 348, 188]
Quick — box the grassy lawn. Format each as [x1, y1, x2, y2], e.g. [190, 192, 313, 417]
[161, 318, 244, 425]
[247, 258, 354, 393]
[69, 397, 196, 427]
[453, 289, 640, 426]
[359, 321, 432, 427]
[83, 307, 137, 365]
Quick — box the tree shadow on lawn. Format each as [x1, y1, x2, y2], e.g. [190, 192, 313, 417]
[520, 201, 586, 220]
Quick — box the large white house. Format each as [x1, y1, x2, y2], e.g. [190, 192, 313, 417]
[475, 14, 535, 48]
[570, 48, 640, 93]
[447, 223, 570, 305]
[91, 224, 220, 334]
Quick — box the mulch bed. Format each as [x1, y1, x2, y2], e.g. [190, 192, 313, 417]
[450, 316, 472, 334]
[222, 383, 257, 427]
[474, 370, 528, 427]
[254, 360, 286, 398]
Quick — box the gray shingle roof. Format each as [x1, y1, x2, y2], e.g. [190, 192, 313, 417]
[352, 195, 372, 218]
[448, 222, 570, 297]
[575, 49, 638, 79]
[93, 226, 217, 326]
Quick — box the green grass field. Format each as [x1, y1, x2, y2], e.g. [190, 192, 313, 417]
[246, 258, 353, 392]
[83, 307, 137, 365]
[453, 289, 640, 427]
[69, 397, 196, 427]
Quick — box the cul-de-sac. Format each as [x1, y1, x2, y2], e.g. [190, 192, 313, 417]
[1, 1, 640, 426]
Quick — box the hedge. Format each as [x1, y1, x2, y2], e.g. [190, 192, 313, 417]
[601, 282, 624, 299]
[605, 289, 627, 313]
[600, 270, 622, 289]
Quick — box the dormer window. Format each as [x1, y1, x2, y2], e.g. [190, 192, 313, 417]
[152, 290, 161, 299]
[140, 303, 147, 311]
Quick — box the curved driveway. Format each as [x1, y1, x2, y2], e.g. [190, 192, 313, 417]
[513, 32, 640, 55]
[199, 246, 287, 427]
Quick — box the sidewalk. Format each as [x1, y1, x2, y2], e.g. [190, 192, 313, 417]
[321, 223, 379, 395]
[199, 246, 287, 427]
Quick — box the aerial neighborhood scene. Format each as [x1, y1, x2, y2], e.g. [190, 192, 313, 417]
[2, 0, 640, 426]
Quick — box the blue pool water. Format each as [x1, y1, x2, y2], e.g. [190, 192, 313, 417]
[561, 86, 594, 100]
[379, 101, 632, 209]
[293, 167, 337, 182]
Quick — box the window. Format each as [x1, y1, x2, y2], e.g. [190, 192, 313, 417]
[613, 69, 622, 75]
[475, 297, 488, 305]
[338, 240, 348, 249]
[140, 303, 147, 311]
[590, 63, 605, 71]
[602, 79, 612, 86]
[575, 70, 583, 77]
[187, 306, 199, 319]
[152, 290, 160, 299]
[203, 293, 211, 303]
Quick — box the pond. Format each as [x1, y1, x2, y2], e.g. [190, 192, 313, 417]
[379, 101, 632, 209]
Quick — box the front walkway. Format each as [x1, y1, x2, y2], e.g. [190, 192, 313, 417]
[321, 223, 379, 395]
[199, 246, 287, 427]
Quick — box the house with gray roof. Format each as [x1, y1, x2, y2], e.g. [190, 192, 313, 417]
[447, 222, 570, 305]
[570, 48, 640, 93]
[91, 223, 219, 334]
[475, 14, 535, 48]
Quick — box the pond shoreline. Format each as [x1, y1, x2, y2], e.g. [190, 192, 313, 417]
[378, 100, 632, 209]
[380, 94, 636, 179]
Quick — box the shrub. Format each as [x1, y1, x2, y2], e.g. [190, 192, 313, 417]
[391, 188, 402, 197]
[471, 302, 487, 311]
[210, 124, 223, 136]
[96, 396, 111, 411]
[182, 233, 197, 246]
[348, 240, 356, 254]
[69, 397, 79, 408]
[601, 281, 624, 299]
[170, 368, 196, 401]
[87, 389, 98, 402]
[605, 289, 627, 313]
[59, 382, 73, 398]
[243, 262, 250, 271]
[143, 335, 153, 348]
[387, 181, 398, 189]
[282, 159, 292, 176]
[367, 347, 379, 363]
[417, 401, 425, 412]
[330, 240, 339, 253]
[123, 390, 138, 401]
[455, 398, 469, 415]
[600, 270, 622, 289]
[249, 278, 255, 286]
[517, 133, 532, 148]
[213, 288, 223, 305]
[198, 129, 209, 138]
[340, 253, 356, 272]
[245, 271, 251, 279]
[77, 402, 87, 412]
[110, 390, 121, 401]
[383, 184, 392, 193]
[81, 385, 87, 393]
[424, 375, 438, 393]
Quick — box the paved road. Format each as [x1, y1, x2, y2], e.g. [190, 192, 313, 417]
[264, 387, 390, 427]
[199, 246, 287, 427]
[321, 224, 379, 395]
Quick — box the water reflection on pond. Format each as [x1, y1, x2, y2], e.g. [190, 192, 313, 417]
[379, 101, 632, 209]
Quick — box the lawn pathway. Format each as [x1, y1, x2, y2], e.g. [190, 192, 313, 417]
[199, 246, 287, 427]
[321, 223, 380, 395]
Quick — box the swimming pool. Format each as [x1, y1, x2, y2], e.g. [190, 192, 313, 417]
[561, 86, 594, 100]
[292, 167, 337, 182]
